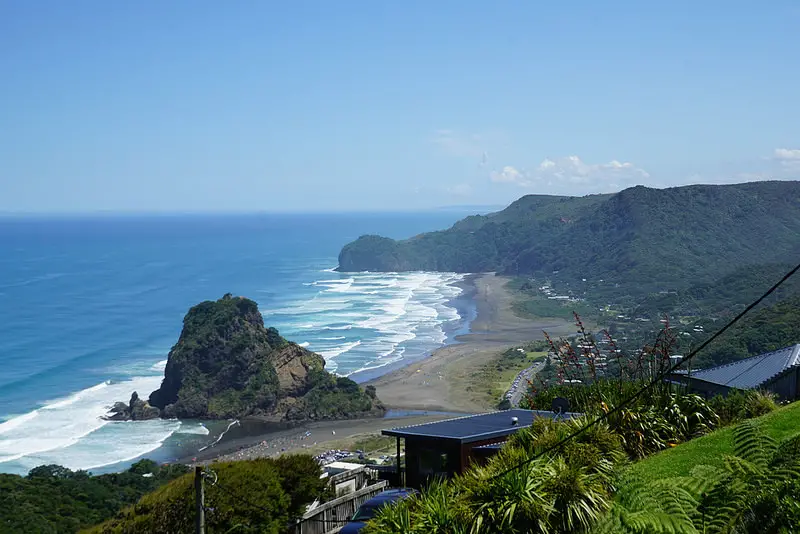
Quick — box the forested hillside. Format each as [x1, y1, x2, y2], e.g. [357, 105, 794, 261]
[692, 293, 800, 369]
[338, 181, 800, 292]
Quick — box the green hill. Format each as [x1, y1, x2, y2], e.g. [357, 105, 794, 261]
[692, 292, 800, 368]
[628, 263, 800, 320]
[338, 181, 800, 293]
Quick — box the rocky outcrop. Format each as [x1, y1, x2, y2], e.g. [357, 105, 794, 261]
[106, 294, 383, 422]
[103, 392, 160, 421]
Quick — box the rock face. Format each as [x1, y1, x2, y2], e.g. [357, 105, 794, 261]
[103, 392, 160, 421]
[135, 294, 384, 421]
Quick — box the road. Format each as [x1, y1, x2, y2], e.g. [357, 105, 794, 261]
[509, 360, 545, 408]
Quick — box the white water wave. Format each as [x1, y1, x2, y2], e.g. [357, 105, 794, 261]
[265, 271, 467, 376]
[0, 373, 171, 470]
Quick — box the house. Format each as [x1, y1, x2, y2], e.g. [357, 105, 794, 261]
[381, 409, 579, 489]
[670, 344, 800, 401]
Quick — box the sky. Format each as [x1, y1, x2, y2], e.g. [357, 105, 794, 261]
[1, 1, 799, 213]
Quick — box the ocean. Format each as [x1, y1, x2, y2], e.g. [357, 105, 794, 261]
[0, 212, 477, 475]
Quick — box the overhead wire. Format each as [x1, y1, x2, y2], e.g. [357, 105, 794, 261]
[487, 260, 800, 481]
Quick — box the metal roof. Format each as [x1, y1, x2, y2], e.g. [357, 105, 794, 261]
[690, 344, 800, 389]
[381, 409, 579, 444]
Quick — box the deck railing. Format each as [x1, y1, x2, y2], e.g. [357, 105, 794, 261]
[290, 480, 389, 534]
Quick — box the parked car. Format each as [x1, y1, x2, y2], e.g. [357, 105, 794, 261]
[339, 488, 418, 533]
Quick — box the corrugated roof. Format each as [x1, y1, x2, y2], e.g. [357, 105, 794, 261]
[691, 344, 800, 389]
[381, 409, 579, 444]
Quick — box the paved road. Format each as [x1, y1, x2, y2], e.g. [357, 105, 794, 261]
[509, 360, 545, 407]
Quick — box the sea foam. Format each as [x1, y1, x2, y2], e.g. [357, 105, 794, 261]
[263, 271, 465, 376]
[0, 374, 175, 473]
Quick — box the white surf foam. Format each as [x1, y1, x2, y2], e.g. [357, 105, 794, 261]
[13, 418, 181, 472]
[176, 422, 210, 435]
[264, 271, 467, 377]
[0, 374, 170, 470]
[318, 340, 362, 360]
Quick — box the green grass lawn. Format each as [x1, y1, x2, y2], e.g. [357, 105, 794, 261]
[623, 400, 800, 485]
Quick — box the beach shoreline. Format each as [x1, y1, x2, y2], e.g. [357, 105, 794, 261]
[187, 273, 575, 464]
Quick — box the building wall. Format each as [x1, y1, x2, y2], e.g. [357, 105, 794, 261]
[682, 368, 800, 402]
[404, 434, 521, 489]
[404, 438, 461, 489]
[459, 436, 512, 471]
[766, 368, 800, 401]
[684, 378, 731, 398]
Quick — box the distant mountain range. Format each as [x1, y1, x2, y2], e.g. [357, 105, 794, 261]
[338, 181, 800, 293]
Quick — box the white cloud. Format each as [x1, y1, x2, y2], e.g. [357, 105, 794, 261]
[487, 155, 650, 193]
[533, 155, 650, 184]
[773, 148, 800, 174]
[490, 166, 525, 183]
[774, 148, 800, 161]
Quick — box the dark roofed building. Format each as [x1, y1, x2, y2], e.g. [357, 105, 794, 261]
[382, 409, 578, 488]
[670, 344, 800, 401]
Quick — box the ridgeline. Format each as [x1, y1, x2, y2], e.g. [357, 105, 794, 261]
[338, 181, 800, 292]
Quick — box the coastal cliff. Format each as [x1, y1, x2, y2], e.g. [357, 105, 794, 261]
[111, 294, 383, 421]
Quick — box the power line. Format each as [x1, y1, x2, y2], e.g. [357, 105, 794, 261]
[488, 260, 800, 481]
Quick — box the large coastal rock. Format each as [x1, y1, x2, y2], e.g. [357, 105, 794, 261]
[136, 294, 383, 421]
[104, 392, 160, 421]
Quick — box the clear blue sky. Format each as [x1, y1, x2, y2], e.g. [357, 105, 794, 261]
[2, 1, 799, 213]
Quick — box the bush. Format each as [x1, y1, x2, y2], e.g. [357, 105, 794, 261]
[709, 389, 778, 426]
[366, 418, 627, 533]
[86, 455, 325, 534]
[0, 460, 189, 534]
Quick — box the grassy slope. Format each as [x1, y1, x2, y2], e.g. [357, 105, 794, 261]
[461, 348, 547, 407]
[623, 400, 800, 485]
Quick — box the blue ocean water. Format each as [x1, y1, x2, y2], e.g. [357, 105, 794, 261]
[0, 212, 475, 474]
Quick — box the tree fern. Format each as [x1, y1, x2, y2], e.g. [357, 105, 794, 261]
[731, 420, 776, 469]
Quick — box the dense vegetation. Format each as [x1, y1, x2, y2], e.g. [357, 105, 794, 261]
[691, 293, 800, 369]
[0, 460, 189, 533]
[602, 418, 800, 533]
[364, 417, 627, 533]
[146, 294, 382, 420]
[367, 379, 794, 532]
[358, 320, 797, 532]
[627, 263, 800, 320]
[87, 455, 326, 534]
[338, 182, 800, 294]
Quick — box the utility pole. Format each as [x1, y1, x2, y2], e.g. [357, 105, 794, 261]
[195, 466, 205, 534]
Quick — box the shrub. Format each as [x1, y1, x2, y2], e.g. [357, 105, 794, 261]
[0, 461, 189, 534]
[367, 418, 627, 533]
[86, 455, 324, 534]
[709, 389, 779, 426]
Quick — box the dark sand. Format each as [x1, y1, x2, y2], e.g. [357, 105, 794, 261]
[193, 273, 573, 464]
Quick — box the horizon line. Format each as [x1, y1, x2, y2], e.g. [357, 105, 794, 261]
[0, 205, 507, 219]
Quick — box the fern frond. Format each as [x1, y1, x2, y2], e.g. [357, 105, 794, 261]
[724, 455, 763, 480]
[732, 420, 776, 468]
[771, 433, 800, 468]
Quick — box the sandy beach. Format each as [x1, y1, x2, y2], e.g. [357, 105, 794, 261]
[366, 273, 574, 413]
[194, 273, 574, 463]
